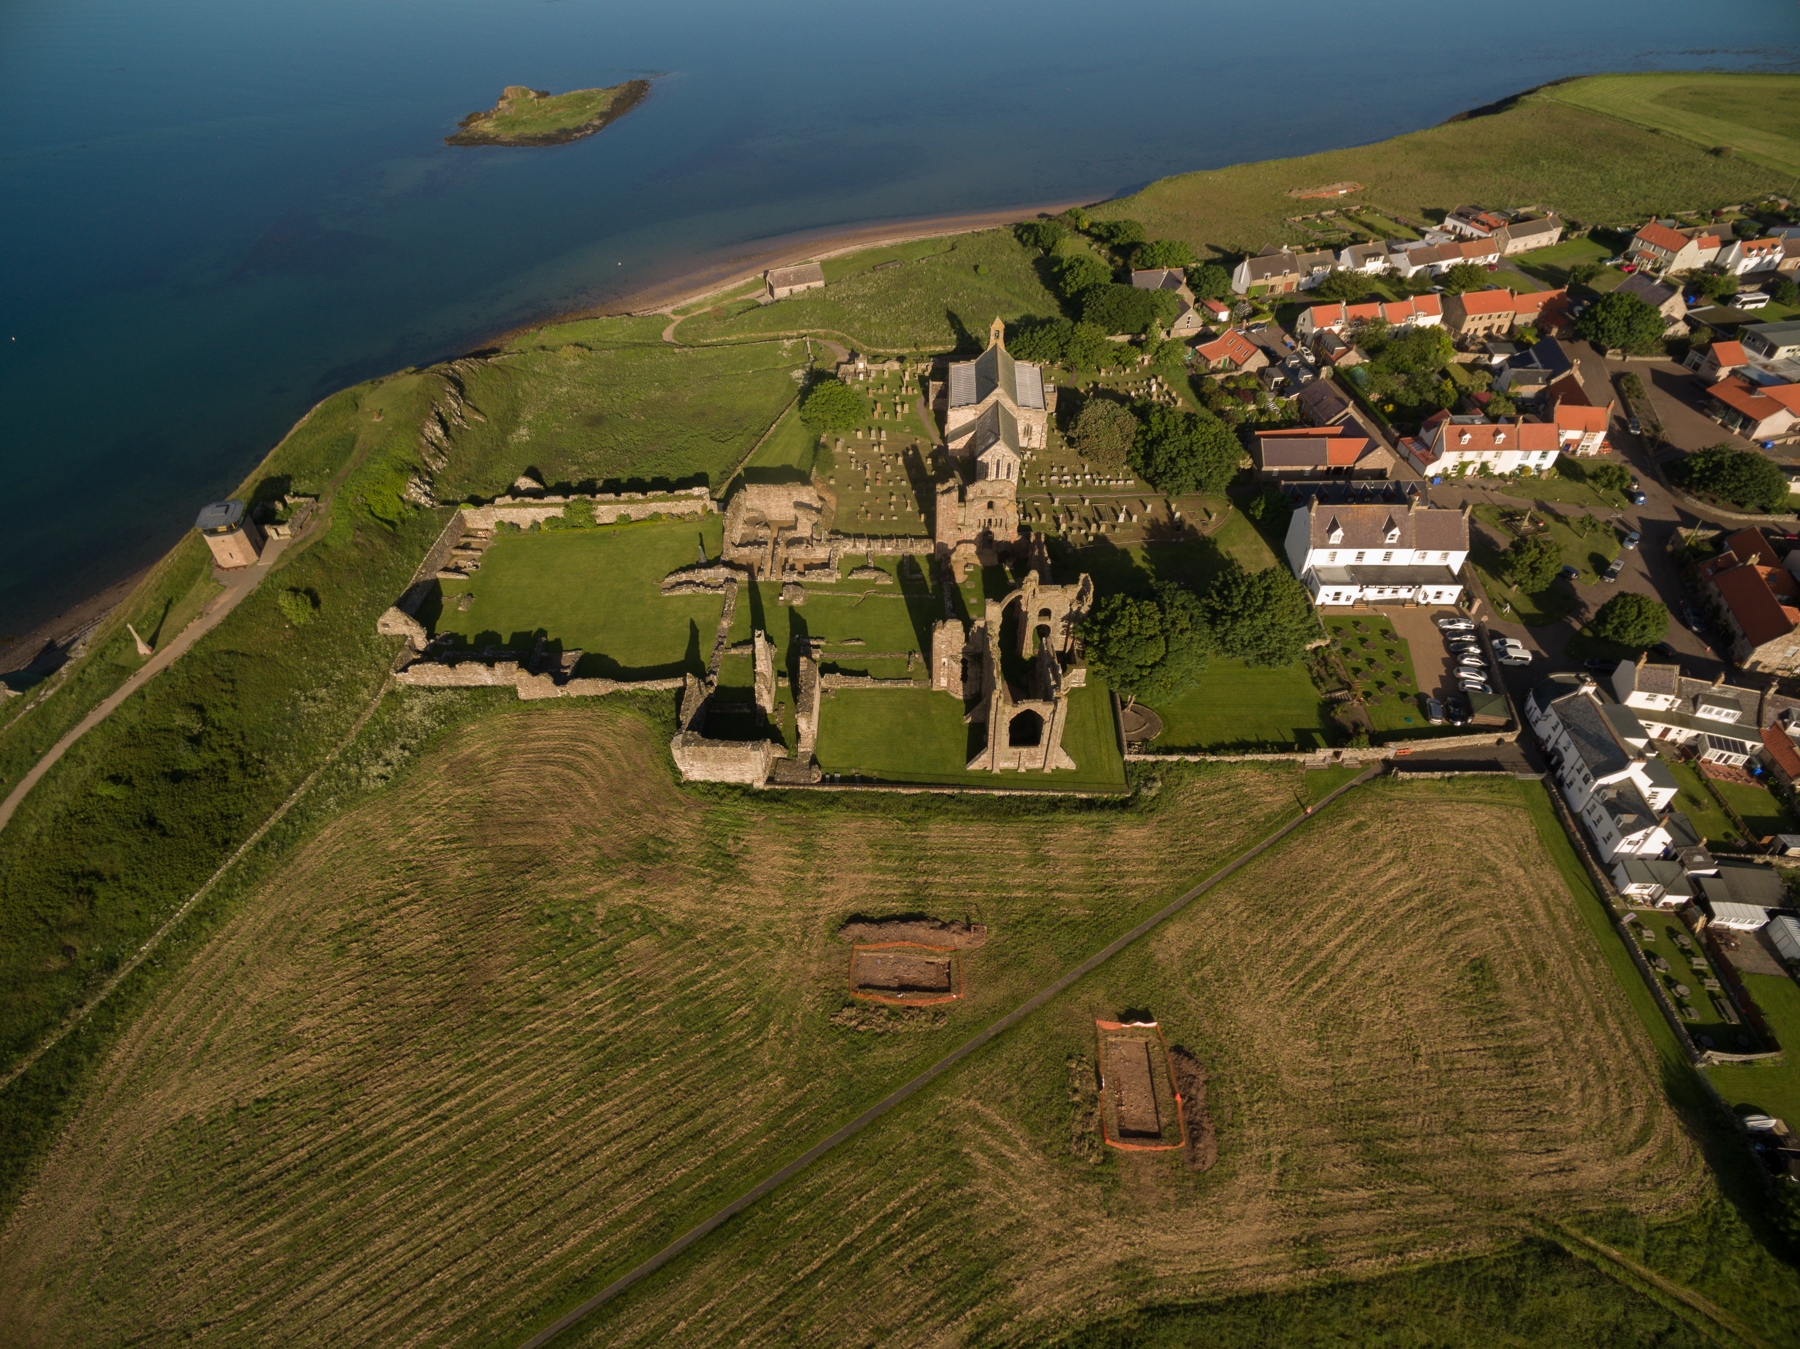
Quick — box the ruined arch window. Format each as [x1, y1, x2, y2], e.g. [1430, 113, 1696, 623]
[1007, 709, 1044, 747]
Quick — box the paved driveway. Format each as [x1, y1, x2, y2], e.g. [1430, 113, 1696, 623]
[1387, 603, 1476, 706]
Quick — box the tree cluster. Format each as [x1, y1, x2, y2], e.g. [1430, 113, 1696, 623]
[1128, 405, 1240, 495]
[798, 376, 867, 432]
[1589, 592, 1668, 649]
[1006, 317, 1123, 371]
[1079, 562, 1321, 703]
[1573, 290, 1666, 354]
[1184, 263, 1232, 302]
[1081, 283, 1179, 335]
[1668, 443, 1790, 510]
[1506, 533, 1563, 592]
[1013, 219, 1068, 253]
[1131, 239, 1196, 271]
[1068, 398, 1139, 471]
[1438, 263, 1495, 296]
[1360, 325, 1457, 417]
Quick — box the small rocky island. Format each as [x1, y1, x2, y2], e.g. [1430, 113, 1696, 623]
[446, 80, 650, 147]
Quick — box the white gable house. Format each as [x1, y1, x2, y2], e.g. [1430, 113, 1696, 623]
[1283, 500, 1468, 607]
[1527, 676, 1684, 862]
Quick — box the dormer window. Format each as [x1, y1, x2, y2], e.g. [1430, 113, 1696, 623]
[1458, 432, 1472, 444]
[1326, 516, 1344, 545]
[1383, 516, 1400, 543]
[1495, 430, 1506, 444]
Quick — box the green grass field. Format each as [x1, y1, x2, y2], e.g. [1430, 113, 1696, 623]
[1713, 776, 1798, 841]
[1710, 972, 1800, 1127]
[813, 681, 1126, 790]
[673, 230, 1065, 352]
[1510, 236, 1616, 288]
[1093, 77, 1790, 257]
[1147, 658, 1329, 752]
[1540, 73, 1800, 179]
[435, 324, 805, 499]
[424, 518, 726, 678]
[1662, 757, 1744, 845]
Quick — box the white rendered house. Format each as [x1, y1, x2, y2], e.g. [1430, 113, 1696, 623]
[1283, 500, 1467, 607]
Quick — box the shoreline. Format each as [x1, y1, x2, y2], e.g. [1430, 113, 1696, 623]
[10, 198, 1094, 674]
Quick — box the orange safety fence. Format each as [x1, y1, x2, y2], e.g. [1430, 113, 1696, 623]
[1094, 1019, 1186, 1152]
[847, 941, 964, 1006]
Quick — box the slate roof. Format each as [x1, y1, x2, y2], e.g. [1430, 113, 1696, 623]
[1617, 272, 1683, 313]
[1296, 378, 1354, 424]
[948, 341, 1045, 411]
[1132, 268, 1187, 292]
[1594, 779, 1660, 836]
[766, 262, 825, 290]
[1541, 684, 1633, 778]
[1303, 501, 1468, 552]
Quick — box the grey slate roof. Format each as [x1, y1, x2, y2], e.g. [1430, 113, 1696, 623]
[1258, 437, 1339, 468]
[766, 262, 824, 290]
[963, 400, 1021, 458]
[1617, 272, 1682, 313]
[1304, 502, 1468, 552]
[1713, 861, 1788, 908]
[1594, 779, 1659, 836]
[949, 342, 1045, 411]
[1132, 268, 1186, 291]
[1242, 252, 1301, 283]
[195, 500, 245, 531]
[1551, 689, 1633, 778]
[1296, 379, 1353, 424]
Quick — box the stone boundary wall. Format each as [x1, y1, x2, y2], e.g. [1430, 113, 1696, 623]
[396, 509, 470, 615]
[462, 489, 716, 532]
[819, 674, 928, 691]
[393, 661, 684, 700]
[1126, 728, 1518, 767]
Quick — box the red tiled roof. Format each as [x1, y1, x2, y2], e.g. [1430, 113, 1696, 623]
[1196, 330, 1259, 366]
[1709, 340, 1749, 366]
[1325, 437, 1371, 466]
[1633, 222, 1689, 254]
[1713, 563, 1799, 647]
[1517, 421, 1558, 451]
[1512, 287, 1564, 319]
[1768, 384, 1800, 413]
[1258, 425, 1356, 438]
[1412, 293, 1443, 317]
[1346, 301, 1383, 324]
[1306, 303, 1346, 329]
[1710, 375, 1791, 422]
[1724, 528, 1780, 569]
[1763, 724, 1800, 780]
[1694, 233, 1722, 251]
[1546, 372, 1588, 406]
[1555, 401, 1609, 433]
[1740, 238, 1782, 256]
[1200, 297, 1232, 315]
[1457, 289, 1515, 316]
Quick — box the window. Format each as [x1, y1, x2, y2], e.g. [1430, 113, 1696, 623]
[1381, 551, 1393, 562]
[1354, 551, 1365, 562]
[1326, 551, 1338, 563]
[1438, 551, 1449, 562]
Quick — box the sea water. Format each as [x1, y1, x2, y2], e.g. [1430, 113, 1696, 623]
[1, 0, 1795, 633]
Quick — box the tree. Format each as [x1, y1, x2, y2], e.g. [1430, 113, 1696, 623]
[1439, 263, 1492, 296]
[1311, 270, 1378, 303]
[1132, 239, 1195, 270]
[1089, 218, 1146, 247]
[1590, 592, 1669, 649]
[1141, 582, 1212, 699]
[1006, 317, 1069, 365]
[1669, 443, 1790, 510]
[1578, 460, 1632, 497]
[1013, 219, 1067, 253]
[1129, 405, 1239, 494]
[798, 377, 866, 432]
[277, 587, 319, 627]
[1063, 321, 1122, 371]
[1574, 290, 1667, 354]
[1773, 276, 1799, 307]
[1203, 561, 1320, 666]
[1081, 283, 1177, 335]
[1079, 595, 1166, 701]
[1069, 399, 1140, 470]
[1054, 253, 1113, 300]
[1185, 263, 1232, 302]
[1506, 533, 1563, 591]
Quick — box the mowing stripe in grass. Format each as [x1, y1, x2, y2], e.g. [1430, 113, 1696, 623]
[517, 763, 1386, 1349]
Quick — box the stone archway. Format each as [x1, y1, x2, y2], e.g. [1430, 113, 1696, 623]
[1007, 709, 1044, 747]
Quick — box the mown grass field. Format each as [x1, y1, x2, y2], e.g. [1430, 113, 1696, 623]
[1540, 73, 1800, 179]
[1095, 77, 1790, 256]
[424, 518, 726, 678]
[1147, 659, 1329, 752]
[436, 319, 805, 499]
[674, 230, 1066, 352]
[6, 736, 1774, 1347]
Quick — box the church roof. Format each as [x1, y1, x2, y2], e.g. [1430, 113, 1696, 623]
[949, 339, 1045, 411]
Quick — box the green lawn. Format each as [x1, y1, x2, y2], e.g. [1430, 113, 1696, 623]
[1709, 973, 1800, 1126]
[1661, 757, 1745, 845]
[425, 518, 726, 678]
[434, 328, 806, 499]
[812, 682, 1126, 791]
[1493, 472, 1632, 514]
[1540, 72, 1800, 179]
[1713, 776, 1798, 841]
[1472, 504, 1618, 626]
[744, 403, 820, 478]
[675, 230, 1065, 352]
[1148, 658, 1328, 752]
[1045, 507, 1275, 603]
[1509, 236, 1615, 289]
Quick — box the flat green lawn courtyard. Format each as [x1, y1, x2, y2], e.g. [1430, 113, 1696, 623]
[1148, 658, 1329, 752]
[1661, 757, 1744, 845]
[1710, 972, 1800, 1126]
[424, 516, 726, 678]
[813, 682, 1126, 791]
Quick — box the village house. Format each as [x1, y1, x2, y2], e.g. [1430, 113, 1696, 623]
[1443, 206, 1511, 240]
[1715, 235, 1787, 277]
[1386, 238, 1500, 279]
[1337, 241, 1394, 275]
[194, 500, 264, 569]
[1192, 328, 1267, 374]
[1312, 330, 1365, 368]
[1625, 221, 1722, 275]
[1197, 296, 1233, 327]
[1401, 411, 1560, 477]
[1615, 272, 1689, 334]
[940, 317, 1051, 453]
[1609, 657, 1772, 768]
[1442, 286, 1566, 342]
[1704, 376, 1800, 442]
[1686, 339, 1750, 383]
[1494, 215, 1564, 254]
[1699, 528, 1800, 673]
[1552, 393, 1613, 456]
[1283, 499, 1468, 607]
[1742, 321, 1800, 363]
[1230, 246, 1338, 294]
[1525, 676, 1683, 862]
[765, 262, 825, 300]
[1252, 425, 1393, 480]
[1295, 294, 1442, 343]
[1611, 857, 1698, 907]
[1131, 268, 1205, 336]
[1295, 377, 1355, 427]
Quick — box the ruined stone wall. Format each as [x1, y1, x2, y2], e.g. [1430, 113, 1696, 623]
[669, 731, 778, 786]
[462, 488, 714, 532]
[931, 619, 966, 695]
[796, 655, 822, 760]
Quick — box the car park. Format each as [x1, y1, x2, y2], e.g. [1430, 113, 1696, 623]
[1444, 695, 1471, 725]
[1604, 556, 1625, 582]
[1490, 637, 1530, 665]
[1620, 528, 1640, 549]
[1435, 617, 1475, 631]
[1426, 698, 1446, 725]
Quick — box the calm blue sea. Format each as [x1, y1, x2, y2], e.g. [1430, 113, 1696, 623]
[1, 0, 1795, 634]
